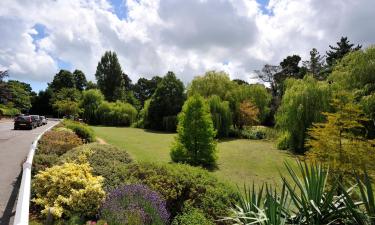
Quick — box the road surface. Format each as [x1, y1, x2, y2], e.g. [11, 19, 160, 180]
[0, 120, 58, 224]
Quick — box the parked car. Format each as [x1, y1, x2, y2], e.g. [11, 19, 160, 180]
[40, 116, 48, 125]
[14, 115, 37, 130]
[30, 115, 42, 127]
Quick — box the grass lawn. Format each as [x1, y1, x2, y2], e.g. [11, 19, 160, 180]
[91, 126, 296, 188]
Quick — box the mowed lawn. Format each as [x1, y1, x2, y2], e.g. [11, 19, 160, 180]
[91, 126, 296, 187]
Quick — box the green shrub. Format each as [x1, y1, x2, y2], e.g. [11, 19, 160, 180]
[97, 101, 137, 126]
[32, 162, 105, 218]
[172, 205, 214, 225]
[62, 120, 95, 143]
[124, 162, 237, 222]
[37, 130, 83, 156]
[60, 143, 132, 189]
[207, 95, 232, 138]
[277, 132, 291, 150]
[32, 153, 60, 176]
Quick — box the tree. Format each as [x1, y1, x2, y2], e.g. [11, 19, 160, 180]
[146, 72, 185, 130]
[207, 95, 232, 137]
[306, 92, 375, 184]
[30, 89, 54, 116]
[6, 80, 32, 112]
[49, 70, 75, 91]
[238, 101, 259, 129]
[0, 70, 8, 82]
[303, 48, 326, 80]
[232, 79, 248, 85]
[86, 81, 98, 90]
[254, 64, 281, 98]
[73, 69, 87, 91]
[133, 76, 162, 107]
[95, 51, 125, 102]
[326, 36, 361, 67]
[51, 88, 82, 117]
[278, 55, 305, 79]
[188, 71, 235, 100]
[275, 76, 331, 153]
[81, 89, 104, 124]
[170, 94, 217, 168]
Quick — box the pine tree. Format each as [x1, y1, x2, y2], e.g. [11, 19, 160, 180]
[306, 92, 375, 183]
[326, 37, 361, 67]
[303, 48, 325, 80]
[170, 94, 217, 168]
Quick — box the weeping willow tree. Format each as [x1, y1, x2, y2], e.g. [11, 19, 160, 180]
[207, 95, 232, 137]
[275, 75, 331, 153]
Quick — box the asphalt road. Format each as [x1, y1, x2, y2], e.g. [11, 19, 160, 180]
[0, 120, 58, 224]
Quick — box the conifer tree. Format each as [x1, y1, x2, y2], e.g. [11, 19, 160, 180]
[306, 92, 375, 183]
[170, 95, 217, 168]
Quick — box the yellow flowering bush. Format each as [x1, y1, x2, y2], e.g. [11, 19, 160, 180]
[32, 162, 105, 218]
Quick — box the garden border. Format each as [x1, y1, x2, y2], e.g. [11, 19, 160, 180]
[13, 120, 60, 225]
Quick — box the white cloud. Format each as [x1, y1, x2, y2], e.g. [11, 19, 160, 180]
[0, 0, 374, 88]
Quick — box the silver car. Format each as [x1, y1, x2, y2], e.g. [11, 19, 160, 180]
[40, 116, 48, 125]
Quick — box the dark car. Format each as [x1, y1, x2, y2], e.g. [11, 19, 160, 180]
[30, 115, 42, 127]
[14, 115, 37, 130]
[40, 116, 48, 125]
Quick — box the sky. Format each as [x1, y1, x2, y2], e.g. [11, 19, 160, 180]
[0, 0, 374, 92]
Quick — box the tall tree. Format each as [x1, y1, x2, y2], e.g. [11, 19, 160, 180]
[133, 76, 162, 106]
[254, 64, 281, 98]
[86, 81, 98, 90]
[306, 92, 375, 184]
[303, 48, 326, 80]
[49, 70, 75, 91]
[146, 72, 185, 130]
[6, 80, 32, 112]
[326, 36, 361, 67]
[95, 51, 125, 102]
[73, 69, 87, 91]
[170, 94, 217, 168]
[81, 89, 104, 124]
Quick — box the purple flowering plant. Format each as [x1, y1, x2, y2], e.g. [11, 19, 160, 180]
[101, 184, 169, 225]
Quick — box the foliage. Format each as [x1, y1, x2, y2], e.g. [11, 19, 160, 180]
[133, 76, 162, 107]
[223, 161, 375, 225]
[5, 80, 32, 112]
[134, 99, 150, 128]
[162, 115, 178, 132]
[50, 70, 76, 91]
[60, 143, 132, 189]
[97, 101, 137, 126]
[32, 153, 60, 176]
[30, 89, 54, 116]
[73, 69, 87, 91]
[275, 76, 331, 153]
[146, 71, 185, 130]
[305, 93, 375, 183]
[207, 95, 232, 137]
[276, 132, 291, 150]
[32, 162, 105, 218]
[95, 51, 126, 102]
[81, 89, 105, 124]
[37, 130, 83, 156]
[124, 162, 238, 222]
[171, 95, 217, 168]
[0, 104, 21, 116]
[101, 184, 169, 225]
[326, 36, 362, 67]
[302, 48, 326, 80]
[172, 205, 214, 225]
[238, 100, 259, 129]
[62, 120, 95, 143]
[188, 71, 235, 100]
[53, 100, 81, 118]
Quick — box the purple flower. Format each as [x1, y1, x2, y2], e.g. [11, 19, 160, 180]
[101, 184, 169, 225]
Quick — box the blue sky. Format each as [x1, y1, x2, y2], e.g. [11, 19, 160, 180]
[2, 0, 374, 93]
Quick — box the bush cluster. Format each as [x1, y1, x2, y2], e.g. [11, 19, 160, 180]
[124, 162, 238, 222]
[171, 204, 214, 225]
[101, 184, 169, 225]
[37, 130, 83, 156]
[32, 162, 105, 219]
[97, 101, 137, 126]
[60, 143, 133, 189]
[62, 120, 95, 142]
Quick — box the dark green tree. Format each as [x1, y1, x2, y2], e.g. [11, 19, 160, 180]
[73, 69, 87, 91]
[170, 94, 217, 168]
[86, 81, 98, 90]
[133, 76, 162, 107]
[303, 48, 326, 80]
[49, 70, 75, 91]
[146, 72, 185, 130]
[6, 80, 32, 112]
[326, 36, 361, 67]
[95, 51, 125, 102]
[232, 79, 248, 86]
[30, 89, 54, 116]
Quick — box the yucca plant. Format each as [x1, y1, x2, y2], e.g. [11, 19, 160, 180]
[282, 161, 349, 224]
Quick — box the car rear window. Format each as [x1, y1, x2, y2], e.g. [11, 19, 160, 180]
[31, 115, 39, 119]
[16, 116, 31, 121]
